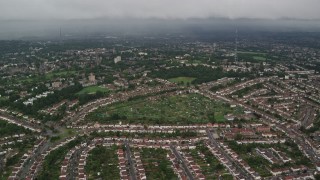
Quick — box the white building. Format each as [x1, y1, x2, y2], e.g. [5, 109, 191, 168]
[114, 56, 121, 64]
[88, 73, 96, 82]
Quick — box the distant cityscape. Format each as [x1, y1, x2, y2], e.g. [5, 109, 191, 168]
[0, 31, 320, 180]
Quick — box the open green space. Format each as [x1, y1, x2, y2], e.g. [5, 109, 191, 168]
[238, 51, 267, 56]
[253, 56, 267, 61]
[238, 51, 268, 62]
[50, 128, 76, 142]
[168, 77, 196, 86]
[86, 94, 244, 125]
[227, 140, 312, 178]
[187, 143, 231, 179]
[45, 70, 77, 79]
[140, 148, 178, 180]
[76, 86, 109, 95]
[85, 145, 120, 180]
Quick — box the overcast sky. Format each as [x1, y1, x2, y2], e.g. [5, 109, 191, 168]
[0, 0, 319, 20]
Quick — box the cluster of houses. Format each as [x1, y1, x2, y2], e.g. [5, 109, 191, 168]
[72, 122, 240, 132]
[132, 151, 146, 180]
[206, 141, 252, 180]
[91, 136, 206, 150]
[0, 134, 25, 140]
[180, 151, 206, 179]
[216, 77, 271, 96]
[9, 138, 46, 180]
[282, 173, 314, 180]
[220, 125, 279, 140]
[167, 151, 190, 180]
[76, 143, 95, 180]
[42, 99, 79, 115]
[0, 134, 27, 147]
[3, 74, 320, 180]
[25, 137, 76, 179]
[0, 113, 41, 132]
[23, 91, 53, 106]
[59, 146, 80, 180]
[255, 148, 291, 164]
[117, 149, 130, 180]
[220, 142, 261, 180]
[269, 164, 314, 179]
[8, 125, 317, 180]
[236, 139, 286, 145]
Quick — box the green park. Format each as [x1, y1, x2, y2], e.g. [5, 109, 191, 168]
[85, 93, 244, 125]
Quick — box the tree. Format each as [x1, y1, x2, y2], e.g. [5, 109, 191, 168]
[208, 112, 215, 123]
[235, 133, 243, 140]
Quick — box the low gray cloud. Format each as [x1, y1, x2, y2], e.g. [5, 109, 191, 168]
[0, 0, 319, 20]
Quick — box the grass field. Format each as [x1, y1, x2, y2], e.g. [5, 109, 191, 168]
[168, 77, 196, 85]
[45, 70, 77, 79]
[86, 94, 244, 125]
[76, 86, 109, 95]
[238, 51, 267, 62]
[238, 51, 267, 55]
[253, 56, 267, 61]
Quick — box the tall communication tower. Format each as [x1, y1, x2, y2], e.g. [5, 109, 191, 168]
[235, 28, 238, 62]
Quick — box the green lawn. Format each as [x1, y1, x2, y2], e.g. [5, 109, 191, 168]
[253, 56, 267, 61]
[214, 113, 226, 122]
[56, 128, 76, 139]
[86, 94, 243, 125]
[238, 51, 267, 62]
[168, 77, 196, 85]
[76, 86, 109, 95]
[238, 51, 267, 56]
[45, 70, 77, 79]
